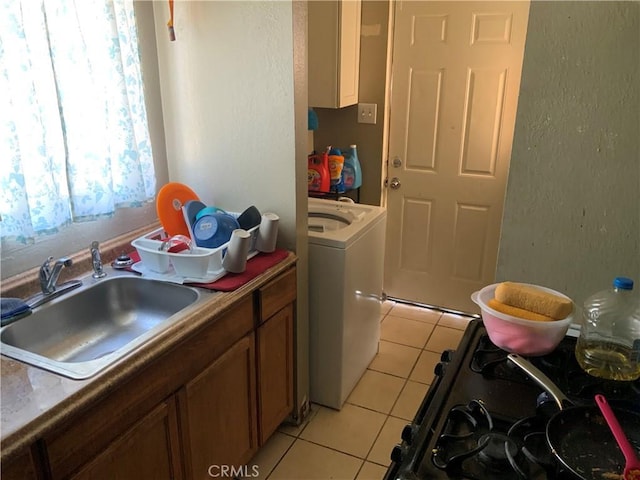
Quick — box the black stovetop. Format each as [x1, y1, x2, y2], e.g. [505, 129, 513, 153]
[384, 319, 640, 480]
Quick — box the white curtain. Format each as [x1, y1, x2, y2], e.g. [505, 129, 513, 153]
[0, 0, 156, 243]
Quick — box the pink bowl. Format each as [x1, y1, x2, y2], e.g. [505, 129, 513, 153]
[471, 283, 574, 356]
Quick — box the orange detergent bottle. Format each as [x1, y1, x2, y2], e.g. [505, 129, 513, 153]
[328, 148, 344, 185]
[308, 149, 330, 193]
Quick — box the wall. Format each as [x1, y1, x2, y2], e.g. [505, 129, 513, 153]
[312, 0, 390, 206]
[496, 1, 640, 306]
[152, 1, 309, 419]
[292, 1, 310, 422]
[153, 2, 298, 246]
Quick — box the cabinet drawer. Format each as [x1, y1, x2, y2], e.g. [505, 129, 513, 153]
[259, 268, 296, 323]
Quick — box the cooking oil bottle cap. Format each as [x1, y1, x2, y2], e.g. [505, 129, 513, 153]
[613, 277, 634, 290]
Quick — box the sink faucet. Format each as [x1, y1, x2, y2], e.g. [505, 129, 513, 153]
[39, 256, 73, 294]
[91, 241, 107, 279]
[27, 256, 83, 309]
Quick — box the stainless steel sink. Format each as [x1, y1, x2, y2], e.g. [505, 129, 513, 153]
[1, 273, 207, 379]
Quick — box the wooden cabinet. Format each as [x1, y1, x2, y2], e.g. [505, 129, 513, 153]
[308, 0, 362, 108]
[256, 268, 296, 445]
[70, 399, 182, 480]
[14, 265, 296, 480]
[1, 448, 40, 480]
[179, 334, 258, 478]
[257, 304, 294, 444]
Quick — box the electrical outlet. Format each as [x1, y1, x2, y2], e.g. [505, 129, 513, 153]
[358, 103, 377, 124]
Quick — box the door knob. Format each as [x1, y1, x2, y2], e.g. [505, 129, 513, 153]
[392, 156, 402, 168]
[389, 177, 401, 189]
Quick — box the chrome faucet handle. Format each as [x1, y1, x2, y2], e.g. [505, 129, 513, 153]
[56, 257, 73, 266]
[39, 256, 73, 294]
[41, 256, 54, 273]
[91, 241, 107, 279]
[39, 256, 54, 288]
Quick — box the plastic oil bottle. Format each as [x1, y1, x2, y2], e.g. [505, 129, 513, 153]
[575, 277, 640, 381]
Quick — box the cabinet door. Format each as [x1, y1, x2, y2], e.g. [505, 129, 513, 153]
[257, 304, 294, 444]
[308, 0, 362, 108]
[70, 398, 183, 480]
[179, 334, 258, 479]
[1, 449, 40, 480]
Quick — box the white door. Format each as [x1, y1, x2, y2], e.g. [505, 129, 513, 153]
[384, 1, 530, 313]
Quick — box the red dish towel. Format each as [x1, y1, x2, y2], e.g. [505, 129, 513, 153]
[203, 249, 289, 291]
[128, 249, 289, 292]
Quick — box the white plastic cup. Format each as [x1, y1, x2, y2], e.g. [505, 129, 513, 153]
[223, 229, 252, 273]
[256, 213, 279, 253]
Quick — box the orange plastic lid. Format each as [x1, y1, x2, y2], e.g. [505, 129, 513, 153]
[156, 182, 200, 237]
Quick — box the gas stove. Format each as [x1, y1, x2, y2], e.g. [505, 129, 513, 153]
[384, 319, 640, 480]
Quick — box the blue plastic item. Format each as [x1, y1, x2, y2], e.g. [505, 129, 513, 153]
[308, 108, 319, 131]
[341, 144, 362, 190]
[193, 212, 240, 248]
[1, 298, 31, 326]
[328, 147, 345, 193]
[613, 276, 634, 290]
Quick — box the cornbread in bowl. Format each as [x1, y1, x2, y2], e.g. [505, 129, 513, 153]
[471, 282, 574, 356]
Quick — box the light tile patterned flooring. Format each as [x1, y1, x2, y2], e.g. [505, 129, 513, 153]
[245, 301, 474, 480]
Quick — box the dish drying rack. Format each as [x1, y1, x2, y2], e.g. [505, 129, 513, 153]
[131, 223, 261, 284]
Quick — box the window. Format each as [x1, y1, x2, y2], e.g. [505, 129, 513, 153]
[0, 0, 156, 244]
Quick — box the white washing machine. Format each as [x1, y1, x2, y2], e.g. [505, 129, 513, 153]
[308, 197, 386, 409]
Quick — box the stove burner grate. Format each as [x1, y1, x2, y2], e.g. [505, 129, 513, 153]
[478, 432, 518, 467]
[507, 415, 560, 479]
[469, 335, 570, 384]
[432, 400, 496, 471]
[431, 400, 573, 480]
[432, 400, 530, 479]
[470, 337, 508, 375]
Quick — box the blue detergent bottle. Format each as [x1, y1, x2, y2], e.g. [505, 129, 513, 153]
[342, 144, 362, 190]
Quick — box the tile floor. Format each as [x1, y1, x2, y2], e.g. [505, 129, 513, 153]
[245, 301, 474, 480]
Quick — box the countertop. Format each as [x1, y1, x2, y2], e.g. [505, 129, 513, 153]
[0, 251, 297, 463]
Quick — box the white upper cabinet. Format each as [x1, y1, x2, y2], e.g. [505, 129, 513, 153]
[308, 0, 362, 109]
